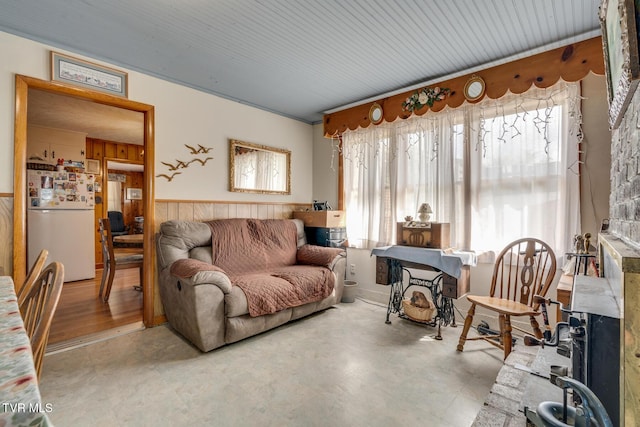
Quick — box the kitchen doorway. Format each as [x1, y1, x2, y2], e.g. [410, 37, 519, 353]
[12, 75, 156, 338]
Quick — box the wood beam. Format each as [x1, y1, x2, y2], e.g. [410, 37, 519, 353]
[324, 37, 605, 137]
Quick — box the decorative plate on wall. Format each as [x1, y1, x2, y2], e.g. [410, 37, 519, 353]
[369, 103, 384, 125]
[463, 75, 486, 102]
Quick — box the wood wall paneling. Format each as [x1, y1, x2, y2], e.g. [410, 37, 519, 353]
[91, 139, 104, 160]
[116, 143, 128, 159]
[323, 37, 605, 136]
[0, 197, 13, 278]
[104, 141, 116, 158]
[127, 145, 140, 161]
[86, 138, 145, 265]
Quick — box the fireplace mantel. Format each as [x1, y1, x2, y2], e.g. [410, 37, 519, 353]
[597, 233, 640, 426]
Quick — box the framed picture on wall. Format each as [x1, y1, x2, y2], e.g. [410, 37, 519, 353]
[600, 0, 640, 129]
[50, 51, 128, 98]
[126, 188, 142, 200]
[85, 159, 100, 174]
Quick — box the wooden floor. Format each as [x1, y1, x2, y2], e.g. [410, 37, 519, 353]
[48, 267, 143, 344]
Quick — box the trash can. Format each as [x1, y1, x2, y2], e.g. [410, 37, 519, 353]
[341, 280, 358, 303]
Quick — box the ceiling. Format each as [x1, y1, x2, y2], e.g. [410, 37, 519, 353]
[3, 0, 602, 136]
[28, 89, 144, 145]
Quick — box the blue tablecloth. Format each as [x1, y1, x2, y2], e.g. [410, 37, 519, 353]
[371, 246, 476, 278]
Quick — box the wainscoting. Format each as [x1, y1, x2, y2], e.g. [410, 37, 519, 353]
[0, 195, 13, 277]
[154, 200, 309, 230]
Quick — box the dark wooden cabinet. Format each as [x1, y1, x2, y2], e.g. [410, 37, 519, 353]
[442, 268, 470, 299]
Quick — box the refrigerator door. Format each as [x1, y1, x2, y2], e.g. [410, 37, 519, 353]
[28, 209, 95, 282]
[27, 170, 95, 209]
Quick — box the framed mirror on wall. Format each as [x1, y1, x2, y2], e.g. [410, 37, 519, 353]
[229, 139, 291, 194]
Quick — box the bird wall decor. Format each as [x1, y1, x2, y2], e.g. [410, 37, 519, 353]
[187, 157, 213, 166]
[156, 145, 215, 181]
[156, 171, 181, 182]
[185, 144, 214, 154]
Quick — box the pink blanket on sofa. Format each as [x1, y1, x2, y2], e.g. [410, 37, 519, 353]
[206, 219, 334, 316]
[231, 266, 334, 316]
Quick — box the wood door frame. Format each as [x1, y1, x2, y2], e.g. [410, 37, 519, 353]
[13, 74, 156, 327]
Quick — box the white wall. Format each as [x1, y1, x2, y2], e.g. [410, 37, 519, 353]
[0, 31, 314, 202]
[311, 123, 338, 209]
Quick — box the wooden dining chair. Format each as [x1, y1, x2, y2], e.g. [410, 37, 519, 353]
[456, 238, 557, 360]
[98, 218, 143, 302]
[17, 248, 48, 307]
[20, 261, 64, 379]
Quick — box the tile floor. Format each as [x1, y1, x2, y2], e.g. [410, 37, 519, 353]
[39, 299, 503, 426]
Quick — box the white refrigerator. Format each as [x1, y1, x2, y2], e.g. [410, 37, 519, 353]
[27, 170, 96, 282]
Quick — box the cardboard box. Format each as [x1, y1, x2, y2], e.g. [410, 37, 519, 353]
[293, 210, 346, 228]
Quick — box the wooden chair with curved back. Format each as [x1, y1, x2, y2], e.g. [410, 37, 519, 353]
[17, 248, 48, 307]
[456, 238, 557, 360]
[20, 261, 64, 379]
[98, 217, 143, 303]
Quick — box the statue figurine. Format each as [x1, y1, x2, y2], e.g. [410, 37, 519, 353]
[574, 234, 584, 254]
[583, 233, 592, 254]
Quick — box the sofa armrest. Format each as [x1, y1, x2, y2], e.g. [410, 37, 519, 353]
[169, 259, 232, 293]
[296, 244, 346, 270]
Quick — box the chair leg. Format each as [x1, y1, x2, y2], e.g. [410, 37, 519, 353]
[133, 265, 143, 292]
[501, 314, 513, 360]
[457, 303, 476, 352]
[98, 264, 109, 298]
[102, 264, 117, 303]
[529, 315, 543, 339]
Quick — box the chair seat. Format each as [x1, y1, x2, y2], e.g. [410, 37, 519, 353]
[99, 217, 144, 302]
[467, 295, 539, 316]
[113, 252, 144, 263]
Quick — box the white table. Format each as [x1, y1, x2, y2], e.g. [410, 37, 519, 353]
[0, 276, 53, 426]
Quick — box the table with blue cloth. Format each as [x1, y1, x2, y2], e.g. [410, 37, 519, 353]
[0, 276, 53, 426]
[371, 246, 477, 339]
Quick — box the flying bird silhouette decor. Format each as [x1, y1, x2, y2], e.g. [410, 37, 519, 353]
[185, 144, 214, 154]
[156, 172, 181, 182]
[156, 145, 215, 181]
[188, 157, 213, 166]
[160, 161, 180, 171]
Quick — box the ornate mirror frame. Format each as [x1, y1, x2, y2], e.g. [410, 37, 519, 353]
[463, 75, 486, 102]
[229, 139, 291, 195]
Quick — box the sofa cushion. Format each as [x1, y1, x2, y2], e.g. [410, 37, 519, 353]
[229, 265, 335, 317]
[157, 220, 212, 269]
[206, 218, 297, 275]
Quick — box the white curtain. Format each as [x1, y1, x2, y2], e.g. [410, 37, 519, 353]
[107, 181, 121, 212]
[235, 149, 286, 191]
[342, 81, 581, 257]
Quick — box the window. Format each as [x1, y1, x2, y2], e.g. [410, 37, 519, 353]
[342, 81, 581, 257]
